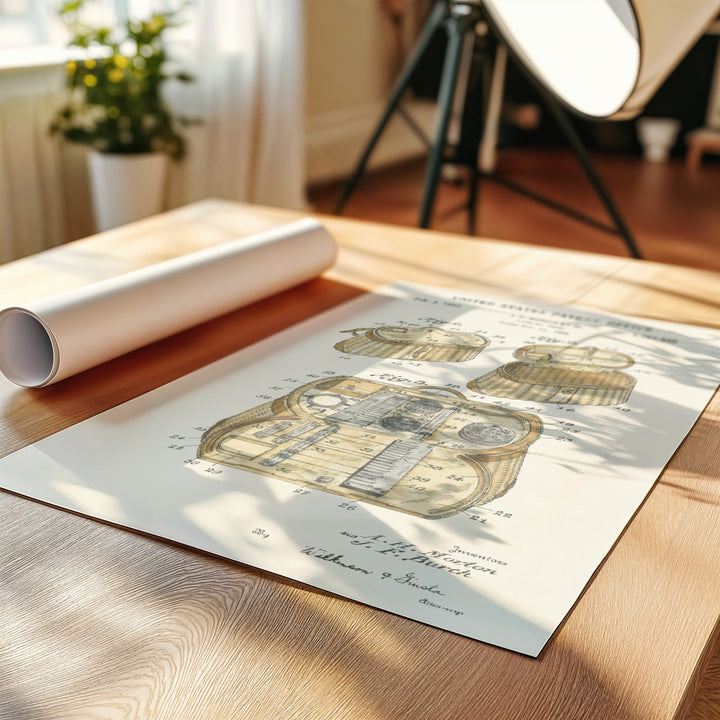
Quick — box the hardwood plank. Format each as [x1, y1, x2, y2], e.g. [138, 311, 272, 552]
[310, 149, 720, 272]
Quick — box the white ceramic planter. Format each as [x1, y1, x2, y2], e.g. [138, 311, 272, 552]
[87, 151, 169, 231]
[636, 117, 681, 163]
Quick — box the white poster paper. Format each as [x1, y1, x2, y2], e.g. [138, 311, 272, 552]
[1, 283, 718, 656]
[0, 219, 336, 387]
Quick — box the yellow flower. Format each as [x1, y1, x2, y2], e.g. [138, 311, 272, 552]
[66, 60, 77, 73]
[84, 59, 96, 69]
[83, 75, 98, 87]
[108, 68, 124, 83]
[113, 55, 129, 69]
[147, 16, 165, 33]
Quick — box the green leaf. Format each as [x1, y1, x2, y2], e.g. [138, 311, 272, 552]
[50, 2, 194, 159]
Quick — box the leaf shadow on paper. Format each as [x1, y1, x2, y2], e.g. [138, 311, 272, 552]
[0, 278, 718, 719]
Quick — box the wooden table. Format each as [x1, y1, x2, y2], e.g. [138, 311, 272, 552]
[1, 199, 719, 720]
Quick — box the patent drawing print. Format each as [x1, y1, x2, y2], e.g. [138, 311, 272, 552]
[198, 376, 542, 519]
[334, 325, 489, 362]
[468, 345, 637, 406]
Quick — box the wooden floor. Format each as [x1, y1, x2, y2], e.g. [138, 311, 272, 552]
[309, 148, 720, 272]
[311, 147, 720, 720]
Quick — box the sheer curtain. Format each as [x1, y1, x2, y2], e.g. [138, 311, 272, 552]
[0, 65, 67, 264]
[0, 0, 306, 263]
[167, 0, 306, 211]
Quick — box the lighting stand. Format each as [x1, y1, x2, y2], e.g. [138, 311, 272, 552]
[334, 0, 642, 259]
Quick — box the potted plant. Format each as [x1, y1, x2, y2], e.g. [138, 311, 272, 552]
[50, 0, 193, 231]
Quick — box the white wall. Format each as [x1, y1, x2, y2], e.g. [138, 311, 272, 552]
[304, 0, 435, 184]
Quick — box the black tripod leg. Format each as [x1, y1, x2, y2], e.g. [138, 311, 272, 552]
[418, 10, 472, 228]
[541, 91, 643, 259]
[466, 36, 497, 235]
[334, 0, 447, 214]
[467, 158, 480, 235]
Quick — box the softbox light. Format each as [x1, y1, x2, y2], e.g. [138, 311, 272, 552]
[483, 0, 720, 119]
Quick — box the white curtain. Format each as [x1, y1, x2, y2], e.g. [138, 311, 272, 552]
[166, 0, 307, 211]
[0, 66, 69, 264]
[0, 0, 306, 264]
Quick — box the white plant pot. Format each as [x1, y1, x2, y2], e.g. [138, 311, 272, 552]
[87, 151, 169, 232]
[636, 117, 681, 163]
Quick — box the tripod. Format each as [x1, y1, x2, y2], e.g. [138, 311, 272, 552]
[334, 0, 642, 259]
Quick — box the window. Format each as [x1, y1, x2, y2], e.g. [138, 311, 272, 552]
[0, 1, 145, 68]
[0, 0, 53, 48]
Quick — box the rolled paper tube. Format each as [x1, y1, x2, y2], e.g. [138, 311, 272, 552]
[0, 218, 337, 388]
